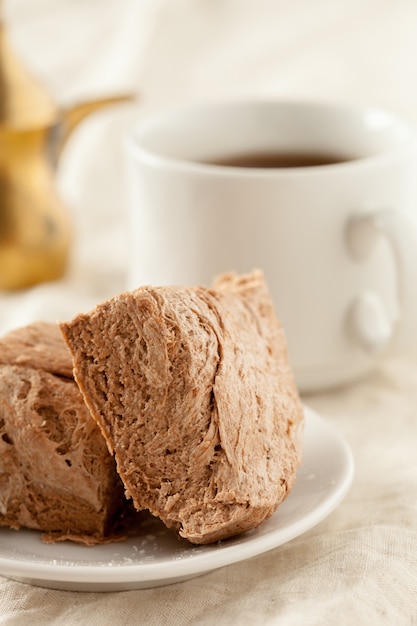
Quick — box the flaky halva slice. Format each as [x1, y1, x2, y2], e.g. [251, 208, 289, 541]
[60, 271, 304, 544]
[0, 322, 130, 545]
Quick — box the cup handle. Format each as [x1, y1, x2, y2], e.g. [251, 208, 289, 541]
[346, 209, 417, 353]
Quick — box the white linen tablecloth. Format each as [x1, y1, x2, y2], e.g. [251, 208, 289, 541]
[1, 1, 416, 624]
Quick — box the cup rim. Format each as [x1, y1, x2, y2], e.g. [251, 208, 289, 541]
[125, 98, 415, 176]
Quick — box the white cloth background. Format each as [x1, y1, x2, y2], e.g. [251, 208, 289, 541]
[1, 1, 417, 624]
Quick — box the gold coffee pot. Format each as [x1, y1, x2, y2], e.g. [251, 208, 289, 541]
[0, 19, 131, 290]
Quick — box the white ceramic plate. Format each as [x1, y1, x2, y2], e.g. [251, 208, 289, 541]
[0, 405, 354, 592]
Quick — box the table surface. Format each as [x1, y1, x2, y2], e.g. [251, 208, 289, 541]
[1, 1, 417, 624]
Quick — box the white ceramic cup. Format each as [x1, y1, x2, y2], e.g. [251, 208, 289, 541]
[125, 99, 417, 392]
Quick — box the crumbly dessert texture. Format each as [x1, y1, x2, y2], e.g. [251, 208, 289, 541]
[0, 322, 129, 545]
[60, 270, 304, 545]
